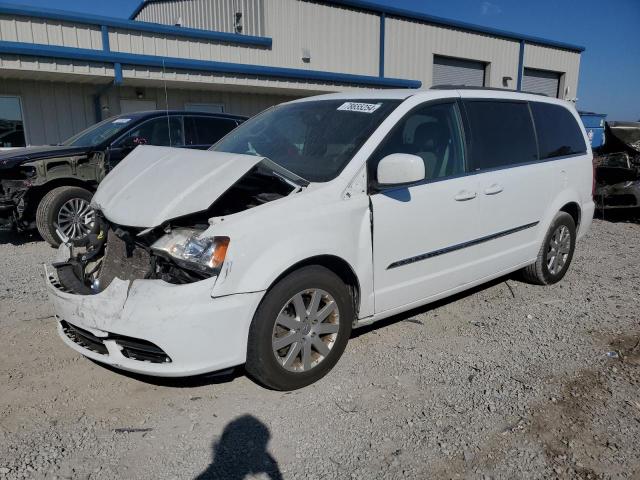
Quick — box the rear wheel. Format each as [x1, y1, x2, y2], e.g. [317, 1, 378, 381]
[521, 211, 576, 285]
[246, 266, 353, 390]
[36, 186, 96, 247]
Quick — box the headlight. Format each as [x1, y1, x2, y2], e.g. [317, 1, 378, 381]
[151, 228, 229, 274]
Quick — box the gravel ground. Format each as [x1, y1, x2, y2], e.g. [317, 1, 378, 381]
[1, 216, 639, 480]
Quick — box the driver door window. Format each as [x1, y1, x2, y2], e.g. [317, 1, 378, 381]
[119, 116, 185, 148]
[369, 102, 465, 184]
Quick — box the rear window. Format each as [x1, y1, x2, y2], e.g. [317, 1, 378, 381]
[530, 102, 586, 159]
[463, 100, 538, 171]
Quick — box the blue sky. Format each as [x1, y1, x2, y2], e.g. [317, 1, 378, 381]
[7, 0, 640, 120]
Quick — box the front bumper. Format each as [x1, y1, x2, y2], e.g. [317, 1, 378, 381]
[45, 262, 265, 377]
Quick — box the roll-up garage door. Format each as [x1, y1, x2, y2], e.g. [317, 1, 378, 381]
[433, 56, 485, 87]
[522, 68, 560, 97]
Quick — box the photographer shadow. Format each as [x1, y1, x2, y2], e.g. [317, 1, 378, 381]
[196, 415, 282, 480]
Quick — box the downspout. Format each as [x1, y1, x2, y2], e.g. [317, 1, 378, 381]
[379, 13, 385, 78]
[516, 40, 525, 91]
[93, 25, 122, 122]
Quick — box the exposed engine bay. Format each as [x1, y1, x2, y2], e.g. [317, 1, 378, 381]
[53, 162, 304, 294]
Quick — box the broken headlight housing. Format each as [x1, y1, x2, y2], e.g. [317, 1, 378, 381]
[151, 228, 229, 275]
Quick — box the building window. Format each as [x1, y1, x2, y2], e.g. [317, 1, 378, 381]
[0, 96, 26, 147]
[185, 103, 225, 114]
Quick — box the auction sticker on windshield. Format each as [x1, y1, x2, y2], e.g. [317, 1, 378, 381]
[112, 118, 132, 124]
[337, 102, 382, 114]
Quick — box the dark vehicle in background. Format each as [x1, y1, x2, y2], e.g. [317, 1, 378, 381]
[0, 111, 246, 246]
[593, 121, 640, 210]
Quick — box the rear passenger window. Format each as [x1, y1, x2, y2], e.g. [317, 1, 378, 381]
[530, 102, 586, 159]
[463, 100, 537, 171]
[369, 102, 465, 182]
[185, 117, 237, 146]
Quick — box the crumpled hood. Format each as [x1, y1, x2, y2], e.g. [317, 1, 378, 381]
[0, 145, 91, 170]
[93, 145, 264, 228]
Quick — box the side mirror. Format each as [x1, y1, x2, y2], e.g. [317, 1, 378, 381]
[376, 153, 425, 186]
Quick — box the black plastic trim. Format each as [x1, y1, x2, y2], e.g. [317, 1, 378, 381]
[387, 221, 539, 269]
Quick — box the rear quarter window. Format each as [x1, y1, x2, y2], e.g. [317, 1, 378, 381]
[463, 100, 538, 171]
[530, 102, 587, 159]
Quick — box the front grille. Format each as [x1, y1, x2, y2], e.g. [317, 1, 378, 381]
[604, 194, 637, 207]
[59, 320, 172, 363]
[60, 320, 108, 355]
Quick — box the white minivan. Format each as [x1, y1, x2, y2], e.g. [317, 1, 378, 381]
[46, 88, 594, 390]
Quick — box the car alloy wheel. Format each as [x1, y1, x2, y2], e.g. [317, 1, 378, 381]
[271, 288, 340, 372]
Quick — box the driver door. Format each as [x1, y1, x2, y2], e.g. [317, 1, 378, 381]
[370, 100, 482, 314]
[107, 116, 184, 169]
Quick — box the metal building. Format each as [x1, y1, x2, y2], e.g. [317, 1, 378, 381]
[0, 0, 584, 146]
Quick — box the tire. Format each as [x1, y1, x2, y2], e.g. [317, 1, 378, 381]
[36, 186, 96, 248]
[521, 211, 576, 285]
[246, 265, 354, 391]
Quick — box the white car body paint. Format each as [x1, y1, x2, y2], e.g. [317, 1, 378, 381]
[47, 89, 595, 377]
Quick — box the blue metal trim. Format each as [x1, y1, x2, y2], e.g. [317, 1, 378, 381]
[113, 62, 123, 85]
[0, 2, 272, 48]
[387, 221, 539, 269]
[379, 12, 385, 78]
[101, 25, 110, 52]
[0, 40, 422, 89]
[516, 40, 525, 91]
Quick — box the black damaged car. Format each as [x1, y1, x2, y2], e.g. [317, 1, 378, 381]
[0, 110, 245, 246]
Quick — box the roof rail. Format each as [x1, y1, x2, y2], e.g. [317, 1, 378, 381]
[430, 85, 548, 97]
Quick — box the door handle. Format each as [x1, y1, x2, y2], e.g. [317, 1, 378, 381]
[484, 184, 504, 195]
[454, 190, 477, 201]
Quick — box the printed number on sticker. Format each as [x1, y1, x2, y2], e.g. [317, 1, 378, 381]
[337, 102, 382, 114]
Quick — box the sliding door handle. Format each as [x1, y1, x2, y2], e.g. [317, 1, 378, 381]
[454, 190, 477, 201]
[484, 184, 504, 195]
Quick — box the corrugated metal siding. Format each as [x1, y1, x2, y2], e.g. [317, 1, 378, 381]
[120, 64, 369, 94]
[0, 14, 103, 49]
[0, 54, 113, 79]
[103, 85, 296, 118]
[522, 68, 559, 97]
[524, 43, 580, 100]
[135, 0, 265, 37]
[112, 0, 380, 76]
[433, 56, 485, 87]
[384, 17, 520, 90]
[0, 79, 98, 146]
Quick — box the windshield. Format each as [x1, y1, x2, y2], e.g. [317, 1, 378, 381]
[212, 99, 400, 182]
[62, 116, 139, 147]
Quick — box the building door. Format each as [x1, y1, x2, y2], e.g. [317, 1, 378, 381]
[0, 96, 26, 147]
[433, 56, 485, 87]
[522, 68, 560, 98]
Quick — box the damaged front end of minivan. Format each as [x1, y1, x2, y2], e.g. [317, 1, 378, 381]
[45, 146, 307, 376]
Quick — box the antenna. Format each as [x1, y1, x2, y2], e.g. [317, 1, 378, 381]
[162, 58, 172, 147]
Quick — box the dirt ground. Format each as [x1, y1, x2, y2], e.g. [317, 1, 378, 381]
[1, 213, 639, 479]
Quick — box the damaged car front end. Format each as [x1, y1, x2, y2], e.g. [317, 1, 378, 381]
[46, 145, 307, 376]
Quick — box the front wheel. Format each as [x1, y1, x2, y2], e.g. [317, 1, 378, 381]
[246, 266, 353, 390]
[521, 211, 576, 285]
[36, 186, 96, 247]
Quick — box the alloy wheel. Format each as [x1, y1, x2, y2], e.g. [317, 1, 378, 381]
[57, 198, 95, 240]
[547, 225, 571, 275]
[272, 288, 340, 372]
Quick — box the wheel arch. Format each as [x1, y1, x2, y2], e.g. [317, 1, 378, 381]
[264, 255, 362, 319]
[27, 177, 96, 208]
[559, 201, 581, 228]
